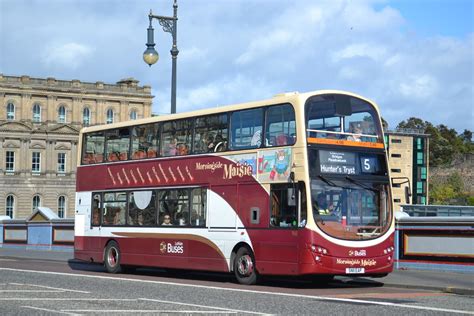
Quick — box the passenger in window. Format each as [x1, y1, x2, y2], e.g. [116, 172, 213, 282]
[276, 134, 288, 146]
[168, 137, 177, 156]
[137, 213, 144, 226]
[347, 126, 362, 142]
[113, 209, 125, 225]
[177, 212, 188, 226]
[162, 214, 172, 226]
[177, 143, 189, 155]
[207, 135, 215, 152]
[92, 209, 100, 225]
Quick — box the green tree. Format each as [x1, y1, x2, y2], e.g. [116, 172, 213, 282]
[397, 117, 429, 131]
[397, 118, 473, 167]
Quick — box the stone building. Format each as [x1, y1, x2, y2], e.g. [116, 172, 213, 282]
[0, 74, 153, 219]
[385, 129, 430, 211]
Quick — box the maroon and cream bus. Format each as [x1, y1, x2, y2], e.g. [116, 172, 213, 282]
[74, 90, 394, 285]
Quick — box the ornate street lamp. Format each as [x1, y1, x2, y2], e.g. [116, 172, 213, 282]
[143, 0, 179, 114]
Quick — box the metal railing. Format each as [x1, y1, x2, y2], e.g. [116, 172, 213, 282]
[401, 204, 474, 217]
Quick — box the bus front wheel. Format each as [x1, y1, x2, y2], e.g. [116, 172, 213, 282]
[234, 247, 258, 285]
[104, 241, 122, 274]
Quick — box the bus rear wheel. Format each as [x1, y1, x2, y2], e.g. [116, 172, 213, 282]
[234, 247, 258, 285]
[104, 241, 122, 274]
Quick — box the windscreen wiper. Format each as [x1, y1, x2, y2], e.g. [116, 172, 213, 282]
[345, 176, 379, 193]
[318, 175, 337, 187]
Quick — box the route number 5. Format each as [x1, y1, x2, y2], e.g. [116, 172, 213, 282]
[363, 158, 371, 171]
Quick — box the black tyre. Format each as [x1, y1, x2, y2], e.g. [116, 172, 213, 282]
[234, 247, 258, 285]
[104, 241, 122, 273]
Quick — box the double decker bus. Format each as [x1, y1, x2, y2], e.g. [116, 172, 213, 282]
[74, 90, 394, 285]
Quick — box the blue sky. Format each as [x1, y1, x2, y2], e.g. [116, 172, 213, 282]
[1, 0, 473, 132]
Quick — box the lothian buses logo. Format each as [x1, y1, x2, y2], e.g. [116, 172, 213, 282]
[349, 249, 367, 257]
[160, 241, 184, 254]
[160, 242, 167, 253]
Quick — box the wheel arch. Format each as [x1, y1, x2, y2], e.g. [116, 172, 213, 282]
[103, 238, 120, 262]
[230, 242, 254, 272]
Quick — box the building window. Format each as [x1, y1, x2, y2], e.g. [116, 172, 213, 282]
[7, 102, 15, 120]
[106, 109, 114, 124]
[33, 103, 41, 122]
[6, 195, 14, 218]
[420, 196, 426, 205]
[391, 139, 402, 144]
[391, 168, 401, 173]
[417, 138, 423, 150]
[417, 152, 424, 165]
[57, 153, 66, 173]
[32, 195, 41, 212]
[58, 196, 66, 218]
[420, 167, 427, 180]
[392, 183, 401, 188]
[391, 153, 401, 158]
[130, 110, 137, 120]
[416, 181, 424, 194]
[394, 198, 401, 203]
[32, 152, 41, 173]
[83, 107, 91, 126]
[6, 151, 15, 172]
[58, 105, 66, 123]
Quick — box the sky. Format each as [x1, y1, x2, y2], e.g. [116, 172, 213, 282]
[0, 0, 473, 132]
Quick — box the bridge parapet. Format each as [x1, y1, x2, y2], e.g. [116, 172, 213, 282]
[0, 209, 74, 251]
[401, 204, 474, 217]
[395, 216, 474, 273]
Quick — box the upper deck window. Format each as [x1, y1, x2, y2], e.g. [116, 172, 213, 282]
[306, 94, 381, 142]
[265, 104, 296, 146]
[230, 108, 263, 149]
[161, 119, 193, 157]
[131, 124, 159, 159]
[82, 132, 105, 164]
[194, 114, 228, 153]
[106, 128, 130, 161]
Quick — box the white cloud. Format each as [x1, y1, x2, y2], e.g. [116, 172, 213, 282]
[154, 74, 277, 115]
[179, 46, 208, 63]
[41, 42, 94, 70]
[235, 29, 297, 65]
[332, 43, 388, 62]
[399, 75, 438, 99]
[1, 0, 472, 131]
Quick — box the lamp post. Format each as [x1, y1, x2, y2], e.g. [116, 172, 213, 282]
[143, 0, 179, 114]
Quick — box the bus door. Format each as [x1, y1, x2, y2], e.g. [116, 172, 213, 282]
[256, 183, 301, 275]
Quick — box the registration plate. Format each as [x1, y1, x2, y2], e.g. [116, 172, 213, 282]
[346, 267, 365, 274]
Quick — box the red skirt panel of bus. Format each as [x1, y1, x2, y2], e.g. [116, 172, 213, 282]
[75, 235, 229, 272]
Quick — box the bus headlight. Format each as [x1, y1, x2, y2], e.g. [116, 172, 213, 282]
[311, 244, 329, 255]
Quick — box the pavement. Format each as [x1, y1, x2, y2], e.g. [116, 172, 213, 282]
[0, 247, 472, 295]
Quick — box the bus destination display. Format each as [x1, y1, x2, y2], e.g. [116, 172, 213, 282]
[319, 151, 356, 175]
[319, 150, 381, 175]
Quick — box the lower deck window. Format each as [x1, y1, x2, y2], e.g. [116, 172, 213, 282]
[92, 188, 207, 228]
[270, 184, 298, 228]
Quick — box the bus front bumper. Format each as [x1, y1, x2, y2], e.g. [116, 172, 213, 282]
[300, 253, 394, 276]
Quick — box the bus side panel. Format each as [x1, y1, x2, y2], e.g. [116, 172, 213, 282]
[251, 229, 300, 275]
[119, 236, 229, 272]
